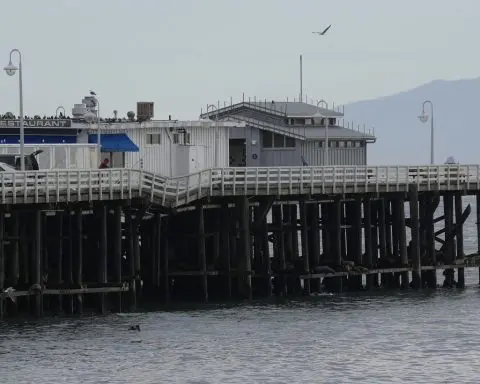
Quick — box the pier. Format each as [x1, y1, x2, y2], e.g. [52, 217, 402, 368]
[0, 163, 479, 318]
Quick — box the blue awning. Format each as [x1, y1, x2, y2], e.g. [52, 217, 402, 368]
[88, 134, 139, 152]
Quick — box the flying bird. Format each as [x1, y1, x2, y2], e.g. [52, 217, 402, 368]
[312, 24, 331, 35]
[90, 90, 97, 96]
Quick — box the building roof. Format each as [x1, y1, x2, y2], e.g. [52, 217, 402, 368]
[201, 102, 375, 141]
[250, 101, 344, 118]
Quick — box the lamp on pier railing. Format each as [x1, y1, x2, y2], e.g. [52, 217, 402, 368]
[418, 100, 434, 164]
[207, 104, 219, 167]
[4, 49, 25, 171]
[315, 99, 329, 165]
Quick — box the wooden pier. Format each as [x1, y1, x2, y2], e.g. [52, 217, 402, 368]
[0, 164, 479, 318]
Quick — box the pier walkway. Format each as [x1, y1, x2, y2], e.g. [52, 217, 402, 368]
[1, 163, 479, 318]
[0, 164, 478, 207]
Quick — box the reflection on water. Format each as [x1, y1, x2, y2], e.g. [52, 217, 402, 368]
[1, 269, 480, 384]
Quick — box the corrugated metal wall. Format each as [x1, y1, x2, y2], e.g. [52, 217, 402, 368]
[260, 147, 303, 166]
[301, 141, 366, 166]
[99, 124, 229, 176]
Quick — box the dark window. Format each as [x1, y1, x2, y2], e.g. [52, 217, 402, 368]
[262, 131, 272, 148]
[274, 133, 284, 147]
[285, 137, 296, 148]
[173, 133, 179, 144]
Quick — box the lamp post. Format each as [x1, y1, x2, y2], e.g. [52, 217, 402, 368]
[4, 49, 25, 171]
[316, 99, 329, 165]
[83, 94, 101, 163]
[207, 104, 219, 166]
[55, 106, 66, 118]
[418, 100, 434, 164]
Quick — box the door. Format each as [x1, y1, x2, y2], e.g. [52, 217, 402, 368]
[229, 139, 246, 166]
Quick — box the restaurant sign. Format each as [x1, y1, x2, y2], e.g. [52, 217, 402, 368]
[0, 119, 72, 128]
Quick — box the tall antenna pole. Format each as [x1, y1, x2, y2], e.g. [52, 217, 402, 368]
[299, 54, 303, 102]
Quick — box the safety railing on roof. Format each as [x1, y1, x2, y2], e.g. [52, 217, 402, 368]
[202, 101, 287, 119]
[0, 164, 479, 207]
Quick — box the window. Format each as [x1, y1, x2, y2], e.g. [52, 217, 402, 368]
[173, 133, 179, 144]
[355, 141, 361, 148]
[262, 131, 296, 148]
[314, 141, 323, 148]
[146, 133, 161, 145]
[184, 132, 191, 144]
[346, 141, 353, 147]
[262, 131, 273, 148]
[285, 137, 296, 148]
[339, 141, 345, 148]
[274, 133, 284, 147]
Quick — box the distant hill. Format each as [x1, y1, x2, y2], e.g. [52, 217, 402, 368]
[342, 78, 480, 165]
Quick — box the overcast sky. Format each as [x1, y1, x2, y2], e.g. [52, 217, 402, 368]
[0, 0, 476, 120]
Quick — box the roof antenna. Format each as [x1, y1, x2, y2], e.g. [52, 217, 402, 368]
[299, 54, 303, 103]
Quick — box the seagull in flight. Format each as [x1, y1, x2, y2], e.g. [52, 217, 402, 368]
[312, 24, 331, 35]
[90, 90, 97, 96]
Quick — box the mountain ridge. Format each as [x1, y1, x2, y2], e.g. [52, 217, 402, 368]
[342, 77, 480, 165]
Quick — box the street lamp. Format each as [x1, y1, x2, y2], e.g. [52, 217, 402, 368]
[4, 49, 25, 171]
[316, 99, 329, 165]
[55, 106, 66, 118]
[207, 104, 219, 166]
[418, 100, 434, 164]
[83, 93, 101, 164]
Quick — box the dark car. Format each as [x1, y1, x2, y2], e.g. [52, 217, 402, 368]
[0, 149, 43, 171]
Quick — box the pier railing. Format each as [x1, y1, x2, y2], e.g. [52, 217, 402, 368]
[0, 164, 478, 206]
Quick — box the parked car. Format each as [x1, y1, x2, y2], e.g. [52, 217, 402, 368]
[0, 149, 43, 170]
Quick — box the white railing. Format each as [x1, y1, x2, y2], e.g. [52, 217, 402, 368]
[0, 164, 479, 207]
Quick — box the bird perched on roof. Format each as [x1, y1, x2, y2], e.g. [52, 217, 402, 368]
[312, 24, 332, 35]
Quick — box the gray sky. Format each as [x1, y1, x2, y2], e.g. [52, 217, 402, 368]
[0, 0, 477, 120]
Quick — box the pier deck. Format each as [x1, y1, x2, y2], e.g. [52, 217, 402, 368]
[0, 164, 477, 206]
[0, 164, 479, 319]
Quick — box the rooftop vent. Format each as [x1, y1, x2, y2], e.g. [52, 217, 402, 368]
[127, 111, 135, 121]
[137, 101, 154, 122]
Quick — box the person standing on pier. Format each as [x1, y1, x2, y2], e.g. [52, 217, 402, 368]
[99, 158, 109, 169]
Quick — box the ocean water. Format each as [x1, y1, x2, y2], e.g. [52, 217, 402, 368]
[1, 195, 480, 383]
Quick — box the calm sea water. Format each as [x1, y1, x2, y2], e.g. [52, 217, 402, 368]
[1, 196, 480, 384]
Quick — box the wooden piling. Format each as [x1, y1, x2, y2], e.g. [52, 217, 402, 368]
[409, 185, 422, 289]
[98, 205, 108, 313]
[34, 210, 43, 317]
[455, 193, 465, 288]
[364, 197, 374, 289]
[53, 212, 63, 313]
[331, 197, 343, 292]
[197, 203, 208, 301]
[350, 198, 363, 290]
[378, 199, 389, 287]
[221, 204, 232, 299]
[443, 194, 455, 287]
[162, 215, 170, 303]
[308, 204, 321, 292]
[74, 206, 83, 314]
[238, 196, 252, 300]
[299, 201, 310, 295]
[113, 205, 122, 311]
[394, 198, 408, 288]
[10, 212, 20, 287]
